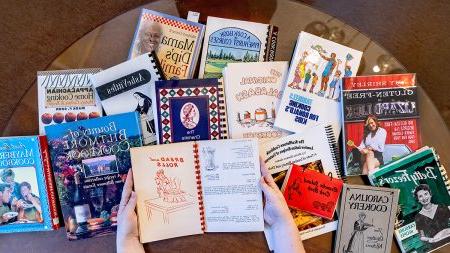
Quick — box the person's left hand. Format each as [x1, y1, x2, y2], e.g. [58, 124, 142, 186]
[116, 170, 144, 253]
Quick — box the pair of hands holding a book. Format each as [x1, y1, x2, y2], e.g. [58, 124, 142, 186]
[116, 164, 305, 253]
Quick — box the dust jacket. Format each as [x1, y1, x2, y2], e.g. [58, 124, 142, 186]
[335, 184, 399, 253]
[37, 68, 103, 135]
[128, 8, 205, 80]
[369, 147, 450, 253]
[45, 112, 143, 240]
[342, 73, 421, 176]
[198, 16, 278, 79]
[0, 135, 59, 233]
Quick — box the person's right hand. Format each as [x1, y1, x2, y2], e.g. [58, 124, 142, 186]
[259, 161, 293, 227]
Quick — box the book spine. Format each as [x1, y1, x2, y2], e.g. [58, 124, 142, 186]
[264, 25, 278, 61]
[193, 142, 206, 232]
[325, 125, 346, 182]
[38, 136, 60, 230]
[149, 51, 166, 81]
[218, 80, 228, 139]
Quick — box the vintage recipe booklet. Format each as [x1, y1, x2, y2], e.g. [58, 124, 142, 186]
[131, 138, 263, 243]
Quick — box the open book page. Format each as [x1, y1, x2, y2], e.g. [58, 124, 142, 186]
[260, 125, 340, 178]
[131, 142, 203, 243]
[198, 138, 264, 232]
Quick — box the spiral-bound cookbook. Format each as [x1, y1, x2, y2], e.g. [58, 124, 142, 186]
[91, 52, 164, 145]
[198, 16, 278, 79]
[369, 147, 450, 253]
[131, 138, 263, 243]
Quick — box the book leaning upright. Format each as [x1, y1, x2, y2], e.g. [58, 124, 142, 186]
[131, 138, 263, 242]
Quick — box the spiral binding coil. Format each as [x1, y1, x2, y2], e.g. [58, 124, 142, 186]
[264, 25, 278, 62]
[193, 142, 206, 232]
[217, 81, 228, 139]
[37, 68, 102, 76]
[325, 125, 346, 182]
[148, 51, 165, 80]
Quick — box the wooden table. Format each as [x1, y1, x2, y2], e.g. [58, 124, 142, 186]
[1, 0, 449, 252]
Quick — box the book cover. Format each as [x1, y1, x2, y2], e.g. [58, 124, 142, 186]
[92, 52, 163, 145]
[0, 136, 59, 233]
[334, 184, 399, 253]
[131, 138, 262, 243]
[155, 78, 222, 144]
[259, 124, 342, 179]
[369, 147, 450, 253]
[223, 61, 289, 141]
[274, 32, 362, 138]
[37, 68, 102, 135]
[45, 112, 143, 240]
[128, 9, 205, 80]
[281, 164, 343, 220]
[198, 16, 278, 78]
[342, 73, 421, 176]
[264, 160, 339, 249]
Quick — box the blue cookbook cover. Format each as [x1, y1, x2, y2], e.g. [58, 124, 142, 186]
[0, 136, 59, 233]
[155, 79, 222, 144]
[45, 112, 143, 240]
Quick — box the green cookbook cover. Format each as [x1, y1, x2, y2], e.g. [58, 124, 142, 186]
[369, 147, 450, 253]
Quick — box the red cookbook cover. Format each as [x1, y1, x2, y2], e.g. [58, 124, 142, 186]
[342, 74, 421, 176]
[282, 163, 343, 220]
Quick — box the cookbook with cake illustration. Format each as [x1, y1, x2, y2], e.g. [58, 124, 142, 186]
[45, 112, 143, 240]
[131, 138, 263, 243]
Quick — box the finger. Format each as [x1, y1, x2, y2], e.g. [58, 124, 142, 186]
[119, 170, 134, 213]
[124, 191, 137, 214]
[260, 176, 276, 200]
[259, 157, 270, 177]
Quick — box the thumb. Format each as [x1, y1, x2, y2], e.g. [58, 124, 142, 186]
[124, 191, 137, 213]
[260, 176, 277, 201]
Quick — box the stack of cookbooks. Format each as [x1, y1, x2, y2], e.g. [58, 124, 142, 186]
[1, 6, 448, 253]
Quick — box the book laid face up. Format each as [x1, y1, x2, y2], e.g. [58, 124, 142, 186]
[334, 184, 399, 253]
[45, 112, 143, 240]
[131, 138, 263, 243]
[128, 9, 205, 80]
[155, 78, 222, 144]
[222, 61, 289, 141]
[198, 16, 278, 79]
[37, 68, 103, 135]
[274, 31, 362, 138]
[0, 136, 59, 233]
[369, 147, 450, 253]
[342, 73, 421, 176]
[91, 52, 163, 145]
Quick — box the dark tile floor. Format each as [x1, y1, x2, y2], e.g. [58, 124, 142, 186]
[0, 0, 449, 134]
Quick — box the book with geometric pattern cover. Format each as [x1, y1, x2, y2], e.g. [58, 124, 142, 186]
[369, 147, 450, 253]
[154, 78, 222, 144]
[128, 8, 205, 80]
